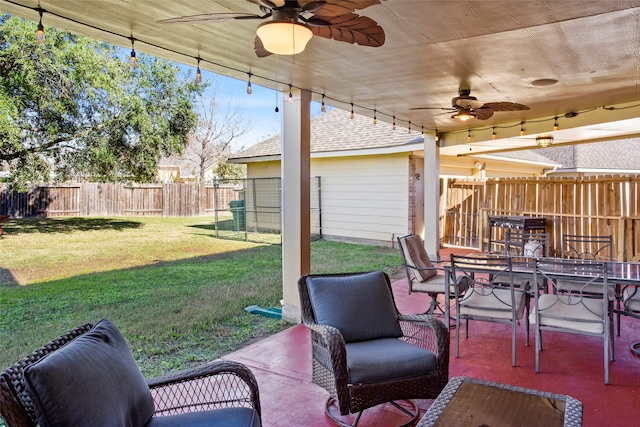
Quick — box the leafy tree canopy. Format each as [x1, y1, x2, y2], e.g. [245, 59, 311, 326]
[0, 15, 204, 189]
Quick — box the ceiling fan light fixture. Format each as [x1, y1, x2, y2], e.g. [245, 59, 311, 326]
[536, 135, 554, 148]
[256, 21, 313, 55]
[452, 108, 473, 121]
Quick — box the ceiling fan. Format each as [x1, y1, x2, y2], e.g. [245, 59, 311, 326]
[158, 0, 385, 57]
[410, 88, 530, 121]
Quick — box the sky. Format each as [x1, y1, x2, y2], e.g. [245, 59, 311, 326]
[187, 66, 324, 153]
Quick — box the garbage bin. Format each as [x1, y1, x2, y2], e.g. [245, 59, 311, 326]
[229, 199, 245, 231]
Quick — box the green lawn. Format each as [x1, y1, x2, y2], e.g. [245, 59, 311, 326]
[0, 216, 402, 377]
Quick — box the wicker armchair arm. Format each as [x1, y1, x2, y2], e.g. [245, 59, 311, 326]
[147, 360, 261, 419]
[303, 322, 348, 376]
[398, 314, 450, 382]
[303, 321, 350, 407]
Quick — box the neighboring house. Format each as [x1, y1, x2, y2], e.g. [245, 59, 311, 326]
[156, 158, 219, 183]
[229, 109, 558, 246]
[532, 139, 640, 176]
[156, 165, 181, 183]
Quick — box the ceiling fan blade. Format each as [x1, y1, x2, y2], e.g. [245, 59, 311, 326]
[310, 14, 384, 47]
[409, 107, 454, 111]
[299, 1, 327, 13]
[158, 13, 265, 24]
[312, 0, 381, 17]
[254, 36, 273, 58]
[480, 102, 530, 111]
[472, 108, 495, 120]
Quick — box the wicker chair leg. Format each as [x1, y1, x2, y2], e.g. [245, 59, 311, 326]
[324, 398, 419, 427]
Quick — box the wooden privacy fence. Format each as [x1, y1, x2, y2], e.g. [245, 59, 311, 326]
[0, 183, 239, 218]
[442, 175, 640, 261]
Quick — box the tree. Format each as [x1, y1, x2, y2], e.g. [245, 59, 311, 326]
[177, 84, 251, 183]
[0, 15, 203, 189]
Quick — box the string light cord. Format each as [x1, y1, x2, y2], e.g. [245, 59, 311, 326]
[9, 0, 638, 136]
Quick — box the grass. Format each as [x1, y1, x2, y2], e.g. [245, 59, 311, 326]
[0, 216, 402, 378]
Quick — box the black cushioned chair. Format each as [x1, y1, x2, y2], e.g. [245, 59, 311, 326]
[0, 319, 261, 427]
[298, 271, 449, 427]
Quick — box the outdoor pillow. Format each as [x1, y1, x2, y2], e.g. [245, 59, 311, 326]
[404, 234, 437, 282]
[306, 271, 402, 343]
[23, 318, 155, 427]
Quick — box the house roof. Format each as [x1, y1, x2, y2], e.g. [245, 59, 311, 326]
[231, 108, 639, 172]
[230, 108, 420, 160]
[532, 139, 640, 171]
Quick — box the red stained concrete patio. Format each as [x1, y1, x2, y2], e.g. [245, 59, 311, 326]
[223, 251, 640, 426]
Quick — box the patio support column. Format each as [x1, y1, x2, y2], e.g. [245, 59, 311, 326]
[423, 134, 440, 260]
[281, 88, 311, 323]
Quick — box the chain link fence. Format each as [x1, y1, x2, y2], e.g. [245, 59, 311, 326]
[210, 177, 321, 244]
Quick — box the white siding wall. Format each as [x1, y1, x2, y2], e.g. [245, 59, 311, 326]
[246, 154, 410, 245]
[246, 161, 281, 177]
[314, 153, 410, 245]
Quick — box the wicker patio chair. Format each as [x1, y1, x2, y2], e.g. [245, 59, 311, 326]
[0, 320, 261, 427]
[298, 271, 449, 427]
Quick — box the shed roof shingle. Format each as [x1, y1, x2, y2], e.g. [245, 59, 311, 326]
[231, 108, 420, 159]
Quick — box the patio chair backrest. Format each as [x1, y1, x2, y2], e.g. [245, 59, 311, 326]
[531, 257, 611, 383]
[561, 234, 613, 261]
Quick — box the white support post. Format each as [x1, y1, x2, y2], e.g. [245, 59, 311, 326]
[280, 88, 311, 323]
[423, 134, 440, 260]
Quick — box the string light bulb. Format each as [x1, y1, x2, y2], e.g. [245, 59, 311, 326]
[195, 57, 202, 83]
[288, 84, 293, 103]
[553, 116, 559, 131]
[467, 129, 472, 143]
[520, 121, 526, 136]
[408, 121, 412, 134]
[492, 126, 497, 140]
[246, 72, 252, 94]
[320, 94, 326, 112]
[129, 36, 137, 68]
[350, 103, 354, 119]
[373, 109, 377, 125]
[392, 116, 396, 130]
[421, 126, 424, 135]
[36, 9, 45, 43]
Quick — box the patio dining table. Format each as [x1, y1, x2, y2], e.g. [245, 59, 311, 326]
[443, 255, 640, 352]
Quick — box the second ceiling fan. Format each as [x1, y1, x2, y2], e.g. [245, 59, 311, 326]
[411, 88, 530, 121]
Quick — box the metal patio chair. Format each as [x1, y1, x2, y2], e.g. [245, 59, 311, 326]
[530, 258, 613, 384]
[449, 254, 528, 367]
[397, 234, 467, 316]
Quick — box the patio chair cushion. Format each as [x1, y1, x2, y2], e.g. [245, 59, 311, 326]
[145, 408, 261, 427]
[624, 287, 640, 312]
[459, 288, 527, 320]
[345, 338, 437, 384]
[307, 271, 402, 343]
[403, 235, 437, 282]
[529, 294, 605, 334]
[23, 319, 155, 427]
